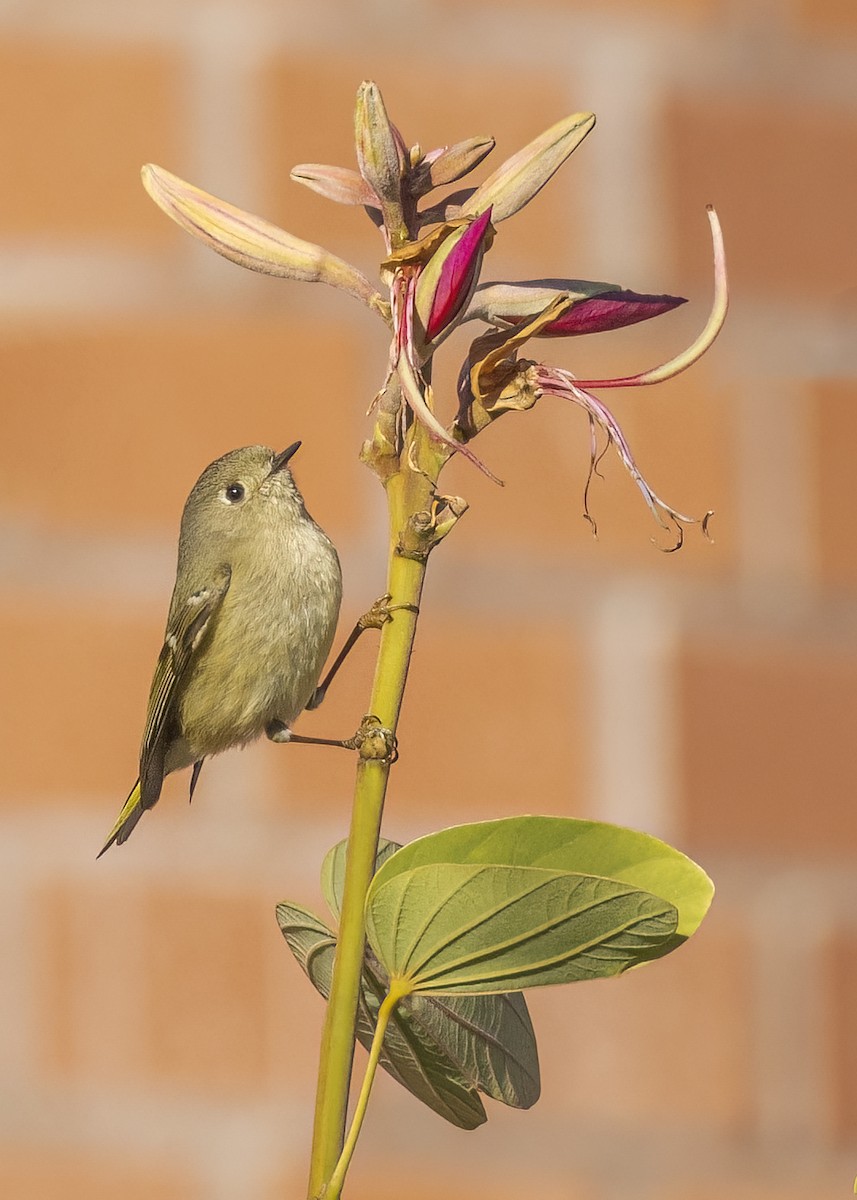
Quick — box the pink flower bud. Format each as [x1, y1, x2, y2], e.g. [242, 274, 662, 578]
[533, 290, 686, 336]
[416, 208, 494, 344]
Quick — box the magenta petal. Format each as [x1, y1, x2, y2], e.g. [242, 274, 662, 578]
[540, 290, 686, 337]
[425, 207, 493, 341]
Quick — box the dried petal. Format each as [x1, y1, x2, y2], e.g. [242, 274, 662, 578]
[141, 164, 384, 312]
[415, 209, 494, 344]
[468, 293, 571, 406]
[460, 112, 595, 223]
[383, 220, 465, 270]
[291, 163, 379, 207]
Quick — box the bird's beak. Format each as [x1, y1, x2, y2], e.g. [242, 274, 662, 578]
[270, 441, 301, 474]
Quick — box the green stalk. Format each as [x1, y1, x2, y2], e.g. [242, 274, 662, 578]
[324, 983, 409, 1200]
[307, 460, 435, 1198]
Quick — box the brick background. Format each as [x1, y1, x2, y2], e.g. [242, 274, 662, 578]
[1, 4, 855, 1199]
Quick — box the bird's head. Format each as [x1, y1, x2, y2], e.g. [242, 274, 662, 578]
[180, 442, 308, 551]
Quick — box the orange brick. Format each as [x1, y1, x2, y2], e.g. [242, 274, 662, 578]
[663, 94, 857, 299]
[341, 1158, 599, 1200]
[661, 1175, 849, 1200]
[528, 912, 754, 1130]
[36, 880, 79, 1079]
[797, 0, 857, 36]
[35, 871, 328, 1095]
[35, 878, 158, 1084]
[823, 931, 857, 1142]
[0, 39, 181, 238]
[278, 611, 590, 826]
[0, 594, 161, 799]
[0, 315, 370, 538]
[809, 378, 857, 589]
[678, 633, 857, 855]
[435, 0, 717, 15]
[260, 59, 584, 278]
[140, 885, 272, 1092]
[0, 1146, 201, 1200]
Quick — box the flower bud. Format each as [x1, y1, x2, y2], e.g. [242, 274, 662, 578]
[461, 112, 595, 223]
[510, 289, 687, 337]
[411, 136, 495, 195]
[466, 279, 619, 326]
[354, 81, 406, 241]
[141, 164, 382, 311]
[414, 208, 494, 344]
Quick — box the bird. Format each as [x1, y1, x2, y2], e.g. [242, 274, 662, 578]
[99, 442, 342, 855]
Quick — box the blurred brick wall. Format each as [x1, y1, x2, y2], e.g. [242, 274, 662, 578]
[1, 3, 855, 1198]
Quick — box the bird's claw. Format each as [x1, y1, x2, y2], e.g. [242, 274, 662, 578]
[347, 714, 398, 763]
[358, 594, 420, 633]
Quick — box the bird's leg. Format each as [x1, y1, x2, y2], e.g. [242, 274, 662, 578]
[266, 714, 397, 762]
[305, 594, 420, 710]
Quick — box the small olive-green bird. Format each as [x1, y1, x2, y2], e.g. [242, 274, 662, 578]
[99, 442, 342, 855]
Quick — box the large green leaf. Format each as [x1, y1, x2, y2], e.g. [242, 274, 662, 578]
[369, 816, 713, 944]
[320, 839, 540, 1110]
[276, 900, 487, 1128]
[366, 862, 678, 994]
[321, 837, 401, 920]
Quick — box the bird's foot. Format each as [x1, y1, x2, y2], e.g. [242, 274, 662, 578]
[345, 714, 398, 763]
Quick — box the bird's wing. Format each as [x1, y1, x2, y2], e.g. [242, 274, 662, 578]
[139, 562, 232, 804]
[98, 564, 230, 858]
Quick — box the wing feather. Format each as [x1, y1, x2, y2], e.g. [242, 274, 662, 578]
[138, 562, 232, 808]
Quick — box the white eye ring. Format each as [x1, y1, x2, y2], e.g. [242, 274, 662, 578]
[223, 482, 246, 504]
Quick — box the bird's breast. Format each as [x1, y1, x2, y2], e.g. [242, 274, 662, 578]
[179, 522, 342, 756]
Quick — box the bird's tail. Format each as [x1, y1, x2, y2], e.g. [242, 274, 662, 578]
[97, 779, 144, 858]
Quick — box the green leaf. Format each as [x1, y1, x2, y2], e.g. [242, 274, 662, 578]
[366, 863, 678, 994]
[369, 816, 713, 946]
[276, 899, 487, 1128]
[359, 955, 490, 1129]
[320, 839, 540, 1110]
[275, 901, 338, 991]
[407, 989, 539, 1109]
[321, 837, 400, 921]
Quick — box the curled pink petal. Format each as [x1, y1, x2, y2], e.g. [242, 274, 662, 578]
[574, 206, 727, 388]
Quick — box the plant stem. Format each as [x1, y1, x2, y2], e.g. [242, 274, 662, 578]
[323, 984, 408, 1200]
[307, 461, 434, 1199]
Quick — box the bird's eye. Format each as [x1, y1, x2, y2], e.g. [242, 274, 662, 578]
[224, 482, 245, 504]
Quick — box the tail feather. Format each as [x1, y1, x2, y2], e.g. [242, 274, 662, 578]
[97, 779, 144, 858]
